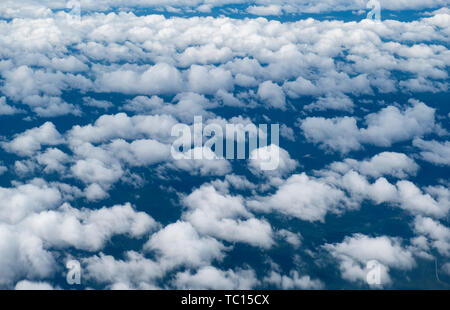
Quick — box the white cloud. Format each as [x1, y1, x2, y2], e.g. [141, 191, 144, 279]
[0, 4, 448, 290]
[188, 65, 234, 95]
[0, 179, 62, 224]
[144, 221, 226, 269]
[324, 234, 416, 286]
[84, 183, 109, 201]
[413, 216, 450, 256]
[248, 173, 348, 222]
[178, 44, 232, 67]
[36, 148, 70, 174]
[305, 94, 354, 112]
[170, 147, 232, 176]
[249, 144, 298, 178]
[328, 152, 419, 178]
[247, 5, 283, 16]
[300, 100, 440, 153]
[83, 97, 113, 110]
[264, 270, 324, 289]
[0, 96, 22, 115]
[0, 225, 55, 287]
[83, 251, 163, 290]
[21, 203, 158, 251]
[15, 280, 55, 290]
[67, 113, 177, 145]
[413, 138, 450, 166]
[183, 185, 274, 248]
[396, 181, 449, 218]
[277, 229, 302, 248]
[257, 81, 286, 109]
[174, 266, 259, 290]
[2, 0, 446, 19]
[71, 158, 123, 186]
[95, 63, 184, 95]
[442, 262, 450, 276]
[2, 122, 64, 157]
[317, 166, 449, 218]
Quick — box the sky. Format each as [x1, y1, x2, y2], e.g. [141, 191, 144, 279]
[0, 0, 449, 290]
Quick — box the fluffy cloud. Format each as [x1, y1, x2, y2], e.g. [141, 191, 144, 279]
[324, 234, 416, 286]
[413, 138, 450, 166]
[83, 251, 163, 289]
[396, 182, 449, 218]
[2, 0, 446, 19]
[183, 185, 274, 248]
[174, 266, 259, 290]
[0, 3, 448, 290]
[248, 173, 348, 222]
[15, 280, 56, 290]
[0, 225, 55, 287]
[300, 100, 441, 153]
[413, 216, 450, 256]
[170, 147, 232, 176]
[71, 158, 124, 186]
[257, 81, 286, 110]
[0, 96, 22, 115]
[264, 270, 324, 289]
[21, 203, 158, 251]
[318, 164, 449, 218]
[328, 152, 419, 178]
[0, 179, 62, 223]
[2, 122, 64, 157]
[248, 144, 299, 178]
[95, 63, 184, 95]
[305, 94, 354, 112]
[67, 113, 177, 145]
[0, 10, 448, 119]
[144, 221, 226, 269]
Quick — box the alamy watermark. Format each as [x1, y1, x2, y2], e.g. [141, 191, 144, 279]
[366, 0, 381, 21]
[66, 259, 81, 285]
[366, 260, 382, 285]
[171, 116, 281, 171]
[66, 0, 81, 23]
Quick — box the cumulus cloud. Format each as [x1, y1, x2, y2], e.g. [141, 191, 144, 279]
[413, 138, 450, 166]
[144, 221, 226, 269]
[2, 122, 64, 157]
[413, 216, 450, 256]
[0, 96, 22, 115]
[0, 225, 55, 287]
[21, 203, 158, 251]
[83, 97, 113, 110]
[305, 94, 354, 112]
[264, 270, 324, 289]
[324, 234, 416, 286]
[300, 100, 441, 153]
[67, 113, 177, 145]
[174, 266, 259, 289]
[318, 164, 449, 218]
[248, 144, 298, 178]
[328, 152, 419, 178]
[170, 147, 232, 176]
[1, 0, 446, 19]
[248, 173, 348, 222]
[183, 185, 274, 248]
[95, 63, 184, 95]
[0, 179, 62, 223]
[15, 280, 56, 290]
[257, 81, 286, 110]
[83, 251, 163, 290]
[0, 3, 448, 290]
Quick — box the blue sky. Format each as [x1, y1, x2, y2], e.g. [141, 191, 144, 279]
[0, 0, 449, 290]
